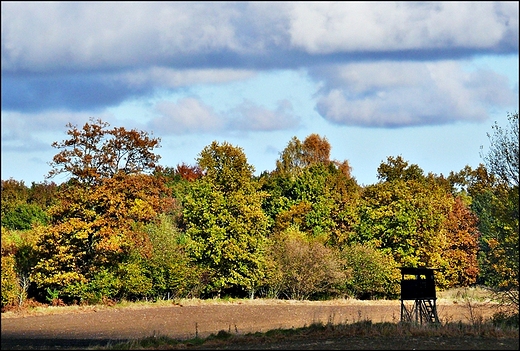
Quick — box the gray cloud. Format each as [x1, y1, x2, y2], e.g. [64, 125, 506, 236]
[1, 72, 152, 112]
[1, 67, 256, 112]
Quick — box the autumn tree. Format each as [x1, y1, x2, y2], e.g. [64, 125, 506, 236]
[31, 173, 176, 302]
[0, 179, 57, 306]
[355, 157, 480, 289]
[275, 136, 305, 177]
[263, 134, 359, 246]
[30, 119, 172, 303]
[182, 141, 269, 298]
[302, 133, 331, 166]
[47, 117, 161, 186]
[447, 114, 519, 312]
[1, 179, 29, 217]
[448, 165, 499, 285]
[440, 196, 480, 287]
[174, 163, 205, 182]
[27, 181, 58, 209]
[1, 226, 42, 308]
[274, 134, 332, 177]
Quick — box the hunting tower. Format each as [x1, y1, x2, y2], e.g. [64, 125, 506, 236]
[399, 267, 440, 324]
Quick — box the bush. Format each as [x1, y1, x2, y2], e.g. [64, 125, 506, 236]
[145, 214, 209, 299]
[63, 269, 121, 304]
[1, 255, 21, 308]
[264, 227, 346, 300]
[341, 243, 400, 299]
[118, 259, 153, 301]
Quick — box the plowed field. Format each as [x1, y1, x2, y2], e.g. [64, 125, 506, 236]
[1, 299, 518, 350]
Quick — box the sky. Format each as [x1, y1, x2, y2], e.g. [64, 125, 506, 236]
[1, 2, 519, 187]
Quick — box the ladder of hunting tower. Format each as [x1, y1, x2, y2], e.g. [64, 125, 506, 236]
[419, 299, 440, 324]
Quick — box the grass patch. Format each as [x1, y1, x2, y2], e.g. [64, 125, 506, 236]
[436, 286, 495, 302]
[87, 316, 518, 350]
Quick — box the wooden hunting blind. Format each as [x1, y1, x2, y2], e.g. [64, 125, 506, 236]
[399, 267, 440, 324]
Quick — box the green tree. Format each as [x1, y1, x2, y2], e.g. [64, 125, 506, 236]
[377, 155, 424, 182]
[144, 214, 207, 299]
[1, 180, 57, 231]
[1, 203, 49, 230]
[182, 141, 269, 298]
[1, 179, 30, 219]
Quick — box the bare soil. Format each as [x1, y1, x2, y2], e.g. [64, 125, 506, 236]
[1, 299, 518, 350]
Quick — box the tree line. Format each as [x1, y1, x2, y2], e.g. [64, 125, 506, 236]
[1, 113, 518, 310]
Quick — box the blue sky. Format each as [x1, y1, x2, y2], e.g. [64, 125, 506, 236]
[1, 2, 518, 186]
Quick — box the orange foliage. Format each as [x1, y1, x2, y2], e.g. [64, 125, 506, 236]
[176, 163, 204, 182]
[442, 196, 480, 286]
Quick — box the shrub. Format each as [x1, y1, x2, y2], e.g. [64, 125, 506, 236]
[1, 255, 21, 308]
[118, 259, 153, 301]
[341, 243, 400, 299]
[63, 268, 121, 304]
[265, 226, 346, 300]
[145, 214, 209, 299]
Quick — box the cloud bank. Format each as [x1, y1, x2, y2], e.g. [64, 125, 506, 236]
[1, 1, 518, 131]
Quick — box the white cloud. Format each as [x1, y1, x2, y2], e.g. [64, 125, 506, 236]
[230, 99, 301, 131]
[0, 110, 116, 155]
[1, 110, 113, 136]
[149, 96, 302, 135]
[2, 2, 517, 73]
[1, 2, 242, 72]
[312, 60, 517, 127]
[150, 97, 223, 134]
[287, 2, 518, 54]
